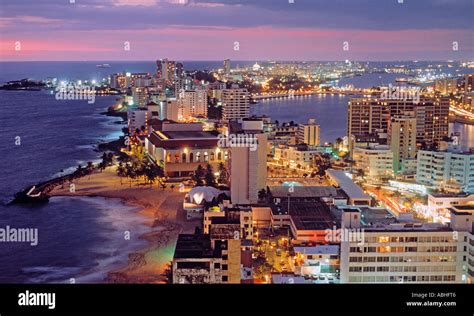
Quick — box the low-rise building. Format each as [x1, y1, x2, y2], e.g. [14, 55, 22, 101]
[145, 122, 228, 177]
[326, 169, 372, 205]
[353, 145, 394, 182]
[416, 149, 474, 193]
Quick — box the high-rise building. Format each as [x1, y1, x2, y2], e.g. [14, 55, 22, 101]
[228, 119, 267, 205]
[156, 58, 176, 83]
[464, 74, 473, 93]
[348, 96, 449, 152]
[388, 114, 417, 173]
[178, 88, 208, 120]
[347, 98, 389, 154]
[297, 118, 320, 146]
[222, 86, 250, 120]
[223, 59, 231, 76]
[434, 78, 458, 95]
[388, 96, 449, 149]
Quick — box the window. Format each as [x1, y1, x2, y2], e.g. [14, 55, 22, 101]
[214, 263, 220, 269]
[189, 153, 194, 162]
[222, 276, 228, 282]
[182, 153, 187, 163]
[222, 264, 228, 271]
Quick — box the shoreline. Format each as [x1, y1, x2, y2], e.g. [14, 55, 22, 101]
[50, 167, 193, 283]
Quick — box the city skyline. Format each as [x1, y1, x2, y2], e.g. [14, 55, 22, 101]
[1, 0, 473, 61]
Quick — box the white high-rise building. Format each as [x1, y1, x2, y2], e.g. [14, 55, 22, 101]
[228, 119, 267, 205]
[416, 149, 474, 193]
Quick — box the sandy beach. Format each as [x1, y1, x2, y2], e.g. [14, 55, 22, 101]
[50, 166, 198, 283]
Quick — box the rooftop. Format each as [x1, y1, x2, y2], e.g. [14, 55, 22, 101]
[294, 245, 339, 255]
[269, 186, 340, 199]
[173, 234, 219, 259]
[326, 169, 371, 201]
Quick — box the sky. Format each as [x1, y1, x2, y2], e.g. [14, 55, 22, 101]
[0, 0, 473, 61]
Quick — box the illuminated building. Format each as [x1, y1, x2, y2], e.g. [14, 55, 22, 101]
[340, 206, 472, 283]
[352, 145, 394, 182]
[388, 114, 417, 173]
[145, 122, 228, 177]
[416, 148, 474, 193]
[228, 119, 267, 205]
[297, 118, 320, 146]
[177, 88, 208, 120]
[434, 78, 458, 95]
[221, 86, 250, 120]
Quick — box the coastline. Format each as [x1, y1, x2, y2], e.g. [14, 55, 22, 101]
[50, 167, 194, 283]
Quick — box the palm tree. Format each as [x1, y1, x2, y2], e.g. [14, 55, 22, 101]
[86, 161, 94, 179]
[117, 162, 126, 185]
[204, 164, 217, 187]
[217, 162, 228, 185]
[192, 165, 205, 186]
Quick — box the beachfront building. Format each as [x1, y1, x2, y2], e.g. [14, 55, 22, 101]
[339, 206, 473, 283]
[173, 208, 252, 284]
[352, 145, 394, 182]
[145, 122, 228, 177]
[416, 148, 474, 193]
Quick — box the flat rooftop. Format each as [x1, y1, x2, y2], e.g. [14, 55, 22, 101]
[173, 234, 218, 259]
[269, 186, 341, 199]
[287, 200, 334, 231]
[294, 245, 339, 255]
[326, 169, 371, 201]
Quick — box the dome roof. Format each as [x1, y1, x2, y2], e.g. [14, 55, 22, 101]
[188, 186, 221, 204]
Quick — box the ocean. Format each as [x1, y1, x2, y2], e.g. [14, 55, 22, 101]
[0, 61, 472, 283]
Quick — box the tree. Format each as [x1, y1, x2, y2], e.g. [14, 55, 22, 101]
[217, 162, 229, 185]
[86, 161, 94, 179]
[117, 162, 126, 185]
[192, 165, 205, 186]
[204, 164, 217, 187]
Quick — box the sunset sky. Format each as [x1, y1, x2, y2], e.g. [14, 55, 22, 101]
[0, 0, 473, 61]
